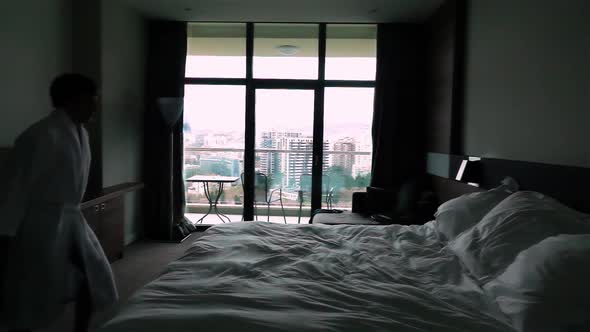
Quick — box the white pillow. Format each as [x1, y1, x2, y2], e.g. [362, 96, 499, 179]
[449, 191, 590, 283]
[484, 234, 590, 332]
[435, 177, 518, 241]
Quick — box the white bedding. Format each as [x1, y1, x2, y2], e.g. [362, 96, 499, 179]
[100, 222, 514, 332]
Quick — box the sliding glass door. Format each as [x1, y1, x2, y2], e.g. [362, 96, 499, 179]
[254, 89, 316, 222]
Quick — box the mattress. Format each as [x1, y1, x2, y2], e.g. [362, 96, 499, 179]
[99, 222, 514, 332]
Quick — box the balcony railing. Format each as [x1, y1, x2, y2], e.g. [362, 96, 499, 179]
[184, 146, 371, 217]
[185, 147, 370, 155]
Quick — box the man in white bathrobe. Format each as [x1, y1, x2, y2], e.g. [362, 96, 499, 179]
[0, 74, 118, 332]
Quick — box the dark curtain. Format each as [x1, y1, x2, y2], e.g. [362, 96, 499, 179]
[424, 0, 466, 155]
[144, 21, 187, 241]
[370, 24, 426, 194]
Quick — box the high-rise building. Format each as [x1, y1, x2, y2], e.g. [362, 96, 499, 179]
[257, 131, 300, 176]
[257, 131, 329, 188]
[194, 133, 206, 147]
[279, 136, 330, 188]
[332, 137, 357, 175]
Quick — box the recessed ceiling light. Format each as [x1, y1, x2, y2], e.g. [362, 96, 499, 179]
[276, 45, 299, 56]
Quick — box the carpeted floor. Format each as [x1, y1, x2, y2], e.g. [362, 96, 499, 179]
[39, 234, 199, 332]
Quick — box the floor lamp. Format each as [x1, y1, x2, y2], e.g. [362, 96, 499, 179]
[157, 98, 193, 242]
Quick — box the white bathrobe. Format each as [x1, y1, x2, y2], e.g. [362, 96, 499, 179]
[0, 110, 118, 330]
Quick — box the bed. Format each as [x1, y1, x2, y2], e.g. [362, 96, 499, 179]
[100, 222, 512, 331]
[99, 155, 590, 332]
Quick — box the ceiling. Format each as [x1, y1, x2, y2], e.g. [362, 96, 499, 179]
[122, 0, 444, 23]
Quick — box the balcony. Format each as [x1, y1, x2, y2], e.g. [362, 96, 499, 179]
[184, 147, 371, 225]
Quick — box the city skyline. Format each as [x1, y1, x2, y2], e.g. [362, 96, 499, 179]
[184, 129, 372, 183]
[184, 128, 372, 209]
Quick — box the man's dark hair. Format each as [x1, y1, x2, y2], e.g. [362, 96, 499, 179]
[50, 73, 97, 108]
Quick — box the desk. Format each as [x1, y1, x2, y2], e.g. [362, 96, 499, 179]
[186, 175, 239, 223]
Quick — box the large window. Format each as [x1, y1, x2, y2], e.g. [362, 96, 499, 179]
[254, 24, 319, 79]
[326, 24, 377, 80]
[323, 88, 374, 209]
[184, 85, 245, 207]
[186, 23, 247, 78]
[184, 23, 376, 224]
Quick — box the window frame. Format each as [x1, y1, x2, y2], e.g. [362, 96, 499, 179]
[184, 22, 377, 220]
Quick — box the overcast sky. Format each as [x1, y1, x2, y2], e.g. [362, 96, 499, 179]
[184, 56, 375, 141]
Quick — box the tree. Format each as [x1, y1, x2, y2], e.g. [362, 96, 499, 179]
[325, 166, 354, 190]
[210, 162, 231, 176]
[353, 173, 371, 189]
[269, 171, 284, 188]
[199, 161, 231, 176]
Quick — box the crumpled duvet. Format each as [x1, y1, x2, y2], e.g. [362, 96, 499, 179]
[100, 222, 514, 332]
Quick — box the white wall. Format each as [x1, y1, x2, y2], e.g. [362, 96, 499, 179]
[463, 0, 590, 167]
[101, 0, 147, 244]
[0, 0, 72, 145]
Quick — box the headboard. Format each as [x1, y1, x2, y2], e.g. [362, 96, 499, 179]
[427, 153, 590, 214]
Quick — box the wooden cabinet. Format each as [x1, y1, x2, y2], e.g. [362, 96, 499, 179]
[84, 203, 101, 235]
[100, 197, 125, 261]
[82, 196, 124, 262]
[81, 182, 143, 263]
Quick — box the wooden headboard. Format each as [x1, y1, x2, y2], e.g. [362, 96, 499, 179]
[427, 153, 590, 214]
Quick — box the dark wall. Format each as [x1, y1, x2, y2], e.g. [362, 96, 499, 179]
[462, 0, 590, 167]
[101, 0, 147, 244]
[73, 0, 103, 199]
[0, 0, 72, 145]
[428, 0, 589, 168]
[424, 0, 466, 155]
